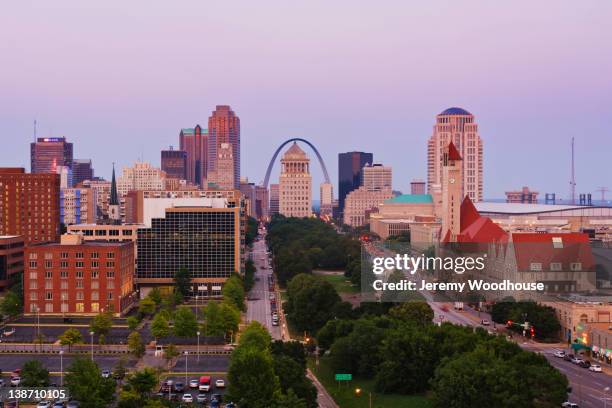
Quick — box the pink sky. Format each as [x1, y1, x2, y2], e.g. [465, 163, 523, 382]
[1, 1, 611, 199]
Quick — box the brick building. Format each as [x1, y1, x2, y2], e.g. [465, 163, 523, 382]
[0, 236, 24, 291]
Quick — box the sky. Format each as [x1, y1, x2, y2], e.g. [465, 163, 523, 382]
[1, 1, 611, 200]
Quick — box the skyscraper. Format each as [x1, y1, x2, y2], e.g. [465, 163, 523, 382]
[208, 105, 240, 188]
[362, 164, 392, 191]
[279, 143, 312, 218]
[427, 107, 483, 202]
[161, 148, 187, 180]
[338, 151, 373, 215]
[320, 182, 333, 216]
[72, 159, 94, 186]
[179, 125, 207, 187]
[0, 168, 61, 244]
[269, 184, 279, 216]
[31, 137, 73, 174]
[207, 143, 235, 190]
[410, 179, 426, 195]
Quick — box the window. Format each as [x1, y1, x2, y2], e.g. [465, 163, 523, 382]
[60, 261, 68, 268]
[91, 291, 99, 300]
[571, 263, 582, 271]
[76, 281, 84, 288]
[45, 292, 53, 300]
[75, 252, 84, 259]
[92, 271, 99, 279]
[45, 260, 52, 268]
[107, 271, 115, 279]
[29, 261, 37, 268]
[76, 261, 84, 268]
[107, 281, 114, 289]
[91, 252, 99, 259]
[45, 271, 53, 279]
[45, 303, 53, 313]
[76, 303, 84, 313]
[61, 271, 69, 278]
[91, 261, 99, 268]
[60, 281, 68, 289]
[108, 292, 113, 300]
[29, 253, 38, 260]
[552, 237, 563, 249]
[76, 292, 84, 300]
[91, 303, 99, 313]
[29, 281, 38, 289]
[61, 292, 68, 301]
[61, 252, 69, 259]
[29, 272, 37, 280]
[550, 262, 562, 271]
[76, 271, 84, 278]
[106, 261, 115, 268]
[530, 263, 542, 271]
[91, 281, 99, 289]
[30, 292, 37, 300]
[107, 252, 115, 259]
[61, 303, 69, 313]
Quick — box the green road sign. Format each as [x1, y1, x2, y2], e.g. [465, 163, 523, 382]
[335, 373, 352, 381]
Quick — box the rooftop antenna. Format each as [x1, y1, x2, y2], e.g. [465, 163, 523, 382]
[33, 119, 37, 142]
[596, 187, 610, 203]
[570, 137, 576, 205]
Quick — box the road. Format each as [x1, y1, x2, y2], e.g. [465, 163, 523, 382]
[248, 230, 338, 408]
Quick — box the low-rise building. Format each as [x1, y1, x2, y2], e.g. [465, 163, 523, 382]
[24, 234, 136, 316]
[0, 236, 24, 291]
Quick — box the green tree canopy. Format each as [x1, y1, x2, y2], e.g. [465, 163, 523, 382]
[65, 357, 116, 408]
[127, 331, 145, 357]
[89, 311, 113, 337]
[228, 346, 281, 407]
[238, 321, 272, 350]
[285, 273, 342, 333]
[173, 307, 198, 337]
[21, 360, 50, 387]
[138, 297, 156, 316]
[59, 328, 83, 351]
[174, 267, 192, 298]
[0, 291, 22, 317]
[150, 312, 170, 340]
[388, 302, 434, 326]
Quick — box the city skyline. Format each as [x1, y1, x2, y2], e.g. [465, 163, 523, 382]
[1, 1, 611, 199]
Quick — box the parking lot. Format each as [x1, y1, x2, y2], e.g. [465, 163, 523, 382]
[158, 374, 229, 405]
[0, 353, 136, 373]
[0, 325, 132, 344]
[169, 354, 230, 373]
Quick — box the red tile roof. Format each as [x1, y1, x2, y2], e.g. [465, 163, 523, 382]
[511, 232, 594, 272]
[448, 141, 462, 161]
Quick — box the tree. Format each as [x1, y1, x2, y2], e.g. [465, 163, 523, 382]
[127, 316, 140, 330]
[239, 321, 272, 350]
[65, 357, 115, 408]
[222, 275, 246, 311]
[59, 328, 83, 352]
[150, 313, 170, 340]
[174, 267, 192, 298]
[125, 368, 158, 399]
[173, 307, 198, 337]
[244, 259, 256, 292]
[113, 356, 128, 381]
[90, 311, 113, 337]
[163, 343, 179, 369]
[21, 360, 49, 387]
[0, 291, 21, 317]
[202, 301, 241, 339]
[147, 287, 163, 305]
[127, 331, 145, 357]
[285, 274, 341, 333]
[273, 355, 317, 408]
[388, 302, 434, 326]
[245, 216, 258, 246]
[228, 346, 281, 407]
[138, 297, 156, 316]
[275, 389, 308, 408]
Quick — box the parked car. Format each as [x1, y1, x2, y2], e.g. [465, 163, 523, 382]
[52, 401, 65, 408]
[561, 402, 579, 408]
[480, 319, 490, 326]
[571, 357, 583, 365]
[196, 394, 208, 403]
[563, 354, 575, 362]
[578, 360, 591, 368]
[66, 402, 80, 408]
[589, 364, 602, 372]
[181, 394, 193, 403]
[215, 379, 226, 388]
[3, 328, 15, 336]
[189, 379, 199, 388]
[101, 369, 111, 378]
[10, 377, 20, 386]
[36, 402, 52, 408]
[173, 382, 185, 393]
[553, 350, 566, 358]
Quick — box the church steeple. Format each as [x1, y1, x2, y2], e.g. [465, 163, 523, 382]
[110, 163, 119, 206]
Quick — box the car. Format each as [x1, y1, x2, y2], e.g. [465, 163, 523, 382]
[561, 403, 579, 408]
[182, 394, 193, 403]
[0, 378, 4, 387]
[212, 393, 223, 403]
[173, 382, 185, 392]
[225, 403, 237, 408]
[571, 357, 583, 365]
[269, 293, 275, 300]
[553, 350, 566, 358]
[10, 377, 20, 386]
[3, 328, 15, 336]
[53, 402, 65, 408]
[480, 319, 490, 326]
[563, 354, 575, 362]
[272, 319, 279, 326]
[196, 394, 208, 403]
[189, 379, 199, 388]
[578, 360, 591, 368]
[215, 379, 226, 388]
[210, 402, 220, 408]
[589, 364, 602, 372]
[63, 317, 74, 324]
[66, 402, 80, 408]
[101, 369, 111, 378]
[37, 402, 52, 408]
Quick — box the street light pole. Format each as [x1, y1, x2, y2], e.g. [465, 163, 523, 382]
[184, 351, 188, 385]
[89, 331, 94, 361]
[197, 331, 200, 363]
[60, 349, 64, 387]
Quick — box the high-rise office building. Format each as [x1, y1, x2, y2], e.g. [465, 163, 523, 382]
[72, 159, 94, 186]
[239, 178, 256, 218]
[279, 143, 312, 218]
[410, 179, 426, 195]
[441, 142, 463, 241]
[338, 151, 373, 215]
[427, 107, 483, 202]
[320, 182, 333, 216]
[31, 137, 73, 174]
[269, 184, 280, 216]
[60, 187, 96, 225]
[56, 165, 73, 188]
[208, 106, 240, 188]
[81, 179, 111, 221]
[362, 164, 392, 191]
[179, 125, 208, 187]
[255, 185, 269, 220]
[0, 168, 61, 245]
[207, 143, 235, 190]
[136, 206, 241, 297]
[161, 148, 187, 180]
[117, 162, 166, 196]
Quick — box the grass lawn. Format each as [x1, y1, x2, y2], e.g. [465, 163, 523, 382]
[308, 357, 431, 408]
[315, 272, 360, 294]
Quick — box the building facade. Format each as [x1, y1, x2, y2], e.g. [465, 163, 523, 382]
[343, 187, 393, 227]
[269, 184, 279, 216]
[117, 162, 167, 196]
[24, 234, 136, 316]
[0, 236, 24, 291]
[60, 188, 96, 225]
[279, 143, 312, 218]
[427, 107, 483, 202]
[179, 125, 208, 187]
[136, 207, 241, 298]
[0, 168, 61, 245]
[72, 159, 94, 186]
[161, 148, 187, 180]
[320, 182, 334, 216]
[338, 151, 373, 215]
[31, 137, 73, 174]
[362, 164, 392, 191]
[80, 179, 111, 222]
[410, 179, 426, 195]
[505, 186, 539, 204]
[207, 142, 235, 190]
[207, 106, 240, 188]
[255, 185, 269, 220]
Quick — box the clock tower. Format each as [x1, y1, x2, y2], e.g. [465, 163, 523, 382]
[441, 141, 463, 242]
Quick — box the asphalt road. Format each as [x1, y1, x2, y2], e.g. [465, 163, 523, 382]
[246, 237, 281, 340]
[0, 353, 136, 373]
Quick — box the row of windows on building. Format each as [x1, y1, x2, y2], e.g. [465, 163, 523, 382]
[29, 270, 117, 280]
[529, 262, 583, 271]
[30, 302, 110, 313]
[30, 260, 117, 268]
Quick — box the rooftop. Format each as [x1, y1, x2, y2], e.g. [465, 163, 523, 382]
[386, 194, 433, 204]
[439, 107, 471, 116]
[475, 202, 608, 214]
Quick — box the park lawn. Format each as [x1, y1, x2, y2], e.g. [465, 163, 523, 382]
[315, 272, 360, 294]
[308, 357, 432, 408]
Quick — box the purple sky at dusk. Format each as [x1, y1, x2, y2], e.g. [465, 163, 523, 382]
[1, 1, 611, 200]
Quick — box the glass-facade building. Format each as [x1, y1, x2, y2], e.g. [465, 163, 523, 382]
[136, 207, 240, 297]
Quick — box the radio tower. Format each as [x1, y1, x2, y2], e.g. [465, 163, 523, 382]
[569, 137, 576, 205]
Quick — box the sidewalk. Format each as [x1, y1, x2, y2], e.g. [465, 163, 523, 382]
[306, 368, 340, 408]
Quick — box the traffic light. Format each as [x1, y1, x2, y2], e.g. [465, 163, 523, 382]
[530, 326, 535, 338]
[507, 320, 513, 327]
